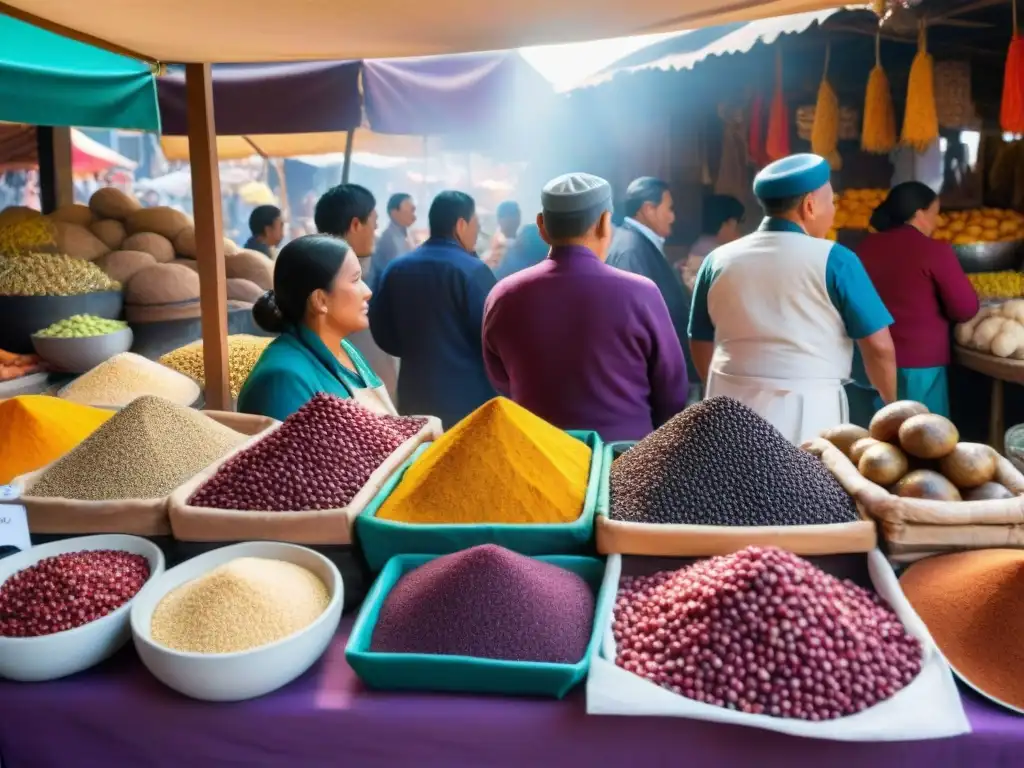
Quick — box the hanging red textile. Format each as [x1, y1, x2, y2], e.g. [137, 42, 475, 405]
[1002, 0, 1024, 134]
[748, 93, 766, 167]
[765, 50, 790, 161]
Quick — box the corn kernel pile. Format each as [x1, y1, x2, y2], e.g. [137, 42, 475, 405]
[0, 254, 120, 296]
[832, 189, 1024, 245]
[159, 334, 271, 399]
[968, 271, 1024, 300]
[0, 218, 55, 257]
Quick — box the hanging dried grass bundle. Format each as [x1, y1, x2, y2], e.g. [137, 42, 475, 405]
[901, 23, 938, 152]
[862, 30, 897, 154]
[811, 43, 841, 169]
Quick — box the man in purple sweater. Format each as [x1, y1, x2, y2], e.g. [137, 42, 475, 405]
[482, 172, 689, 441]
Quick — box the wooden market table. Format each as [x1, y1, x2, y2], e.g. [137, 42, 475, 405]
[953, 346, 1024, 450]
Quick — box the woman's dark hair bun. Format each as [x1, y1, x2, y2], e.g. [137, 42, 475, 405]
[252, 289, 287, 334]
[869, 181, 938, 233]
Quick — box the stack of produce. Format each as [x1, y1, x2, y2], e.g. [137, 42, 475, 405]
[610, 396, 857, 526]
[933, 208, 1024, 245]
[0, 550, 150, 637]
[0, 212, 108, 261]
[613, 546, 922, 720]
[955, 300, 1024, 356]
[901, 550, 1024, 710]
[375, 397, 591, 525]
[59, 352, 199, 408]
[35, 315, 128, 339]
[0, 348, 43, 382]
[0, 254, 120, 296]
[159, 335, 272, 399]
[833, 188, 886, 231]
[28, 395, 245, 501]
[966, 272, 1023, 301]
[821, 403, 1010, 501]
[0, 395, 112, 484]
[370, 544, 594, 663]
[189, 393, 427, 511]
[150, 557, 329, 653]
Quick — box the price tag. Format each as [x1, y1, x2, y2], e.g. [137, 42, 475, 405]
[0, 484, 30, 557]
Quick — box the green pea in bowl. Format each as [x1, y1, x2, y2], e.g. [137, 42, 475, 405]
[31, 315, 133, 374]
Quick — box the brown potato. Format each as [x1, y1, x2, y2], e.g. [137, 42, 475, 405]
[820, 424, 871, 457]
[869, 401, 929, 442]
[893, 470, 962, 501]
[939, 443, 998, 489]
[898, 414, 960, 460]
[848, 437, 881, 465]
[858, 443, 909, 486]
[964, 482, 1015, 501]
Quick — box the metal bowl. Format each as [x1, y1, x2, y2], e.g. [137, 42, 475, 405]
[952, 241, 1024, 274]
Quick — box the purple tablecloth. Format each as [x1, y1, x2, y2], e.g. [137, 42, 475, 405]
[0, 618, 1020, 768]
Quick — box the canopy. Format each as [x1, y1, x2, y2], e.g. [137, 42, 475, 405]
[0, 13, 159, 131]
[581, 8, 846, 87]
[158, 62, 362, 136]
[159, 130, 428, 161]
[362, 51, 553, 136]
[3, 2, 852, 63]
[0, 124, 137, 174]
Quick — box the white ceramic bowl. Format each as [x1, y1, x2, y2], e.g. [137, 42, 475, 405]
[130, 541, 344, 702]
[0, 534, 165, 682]
[31, 326, 134, 374]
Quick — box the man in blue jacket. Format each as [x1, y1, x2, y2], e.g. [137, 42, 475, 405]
[369, 190, 497, 427]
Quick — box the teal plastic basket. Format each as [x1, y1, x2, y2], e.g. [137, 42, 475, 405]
[596, 441, 637, 520]
[345, 552, 620, 698]
[355, 430, 603, 571]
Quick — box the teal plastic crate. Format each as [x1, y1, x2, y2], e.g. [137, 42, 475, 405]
[596, 441, 637, 520]
[355, 430, 603, 571]
[345, 552, 620, 698]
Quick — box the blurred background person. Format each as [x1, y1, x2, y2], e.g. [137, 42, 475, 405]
[484, 200, 522, 270]
[680, 194, 745, 292]
[370, 190, 497, 427]
[494, 223, 549, 281]
[244, 204, 285, 259]
[370, 192, 416, 293]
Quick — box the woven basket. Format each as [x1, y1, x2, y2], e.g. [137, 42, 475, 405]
[934, 60, 980, 130]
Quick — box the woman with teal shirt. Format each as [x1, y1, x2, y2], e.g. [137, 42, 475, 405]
[238, 234, 396, 422]
[846, 183, 979, 425]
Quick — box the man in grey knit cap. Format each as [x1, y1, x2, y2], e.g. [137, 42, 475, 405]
[481, 172, 689, 441]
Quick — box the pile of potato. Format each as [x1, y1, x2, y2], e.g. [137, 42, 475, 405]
[954, 299, 1024, 358]
[831, 188, 1024, 244]
[821, 402, 1013, 502]
[0, 189, 272, 316]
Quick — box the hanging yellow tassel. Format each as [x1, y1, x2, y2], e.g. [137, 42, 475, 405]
[862, 29, 897, 154]
[902, 22, 939, 152]
[811, 42, 842, 169]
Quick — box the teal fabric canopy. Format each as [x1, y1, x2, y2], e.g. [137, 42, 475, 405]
[0, 13, 160, 131]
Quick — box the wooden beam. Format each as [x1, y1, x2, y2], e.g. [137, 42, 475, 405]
[0, 1, 158, 66]
[35, 126, 73, 213]
[341, 128, 355, 184]
[184, 63, 231, 412]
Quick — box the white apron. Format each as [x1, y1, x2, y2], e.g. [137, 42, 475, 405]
[703, 226, 854, 445]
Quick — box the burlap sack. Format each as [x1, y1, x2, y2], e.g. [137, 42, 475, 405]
[805, 437, 1024, 525]
[9, 412, 275, 537]
[168, 416, 442, 545]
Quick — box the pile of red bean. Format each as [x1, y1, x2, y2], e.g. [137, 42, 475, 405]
[189, 393, 428, 511]
[0, 550, 150, 637]
[613, 546, 922, 721]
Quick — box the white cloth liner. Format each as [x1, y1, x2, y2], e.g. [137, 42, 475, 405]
[586, 550, 970, 742]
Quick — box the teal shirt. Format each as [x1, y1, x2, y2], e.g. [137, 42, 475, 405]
[237, 325, 383, 422]
[688, 217, 893, 343]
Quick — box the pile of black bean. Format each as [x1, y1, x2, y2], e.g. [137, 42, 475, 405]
[610, 396, 857, 527]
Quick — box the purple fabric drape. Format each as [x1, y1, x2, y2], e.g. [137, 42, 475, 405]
[362, 51, 553, 137]
[158, 61, 362, 136]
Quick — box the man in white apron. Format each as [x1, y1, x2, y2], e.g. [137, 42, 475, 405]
[687, 153, 897, 444]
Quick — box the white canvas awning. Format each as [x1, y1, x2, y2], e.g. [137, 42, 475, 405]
[3, 1, 850, 63]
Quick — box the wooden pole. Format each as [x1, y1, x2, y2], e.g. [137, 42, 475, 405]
[36, 126, 73, 213]
[341, 127, 355, 183]
[184, 63, 231, 412]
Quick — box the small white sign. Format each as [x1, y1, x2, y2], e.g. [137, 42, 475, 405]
[0, 484, 30, 556]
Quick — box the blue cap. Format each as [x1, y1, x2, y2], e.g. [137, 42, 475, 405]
[752, 153, 831, 200]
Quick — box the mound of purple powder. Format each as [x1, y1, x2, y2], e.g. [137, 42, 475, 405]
[370, 544, 595, 664]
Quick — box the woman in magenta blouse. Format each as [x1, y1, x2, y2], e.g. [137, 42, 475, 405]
[849, 182, 979, 419]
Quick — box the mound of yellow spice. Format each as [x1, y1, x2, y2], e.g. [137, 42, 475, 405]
[0, 395, 112, 484]
[376, 397, 591, 525]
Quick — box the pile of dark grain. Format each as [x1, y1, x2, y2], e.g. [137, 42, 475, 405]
[610, 396, 857, 527]
[370, 544, 594, 664]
